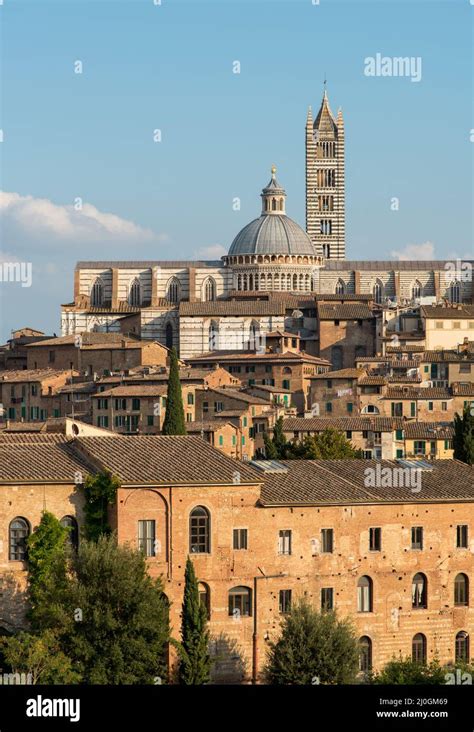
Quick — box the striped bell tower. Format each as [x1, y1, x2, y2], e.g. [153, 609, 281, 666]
[305, 88, 345, 260]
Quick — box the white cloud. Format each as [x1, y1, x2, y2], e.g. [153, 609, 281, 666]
[390, 241, 435, 261]
[0, 191, 159, 244]
[195, 244, 226, 259]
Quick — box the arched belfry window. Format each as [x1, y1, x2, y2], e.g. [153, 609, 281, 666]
[209, 321, 219, 351]
[166, 277, 181, 304]
[335, 279, 345, 295]
[373, 280, 383, 304]
[129, 278, 141, 307]
[203, 277, 216, 302]
[90, 277, 104, 307]
[449, 281, 461, 304]
[411, 280, 422, 300]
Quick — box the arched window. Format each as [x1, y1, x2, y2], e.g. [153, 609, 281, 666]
[359, 636, 372, 672]
[60, 515, 79, 551]
[455, 631, 469, 663]
[449, 281, 461, 304]
[228, 586, 252, 617]
[331, 345, 343, 370]
[411, 280, 422, 300]
[90, 277, 104, 307]
[373, 280, 383, 304]
[335, 279, 345, 295]
[282, 367, 292, 375]
[272, 198, 277, 211]
[166, 277, 181, 303]
[412, 633, 427, 664]
[249, 320, 260, 350]
[189, 506, 210, 554]
[454, 573, 469, 606]
[129, 278, 141, 307]
[165, 322, 173, 349]
[279, 197, 284, 211]
[209, 321, 219, 351]
[357, 576, 373, 613]
[412, 573, 427, 609]
[199, 582, 211, 619]
[361, 405, 380, 415]
[9, 517, 30, 561]
[292, 274, 298, 290]
[203, 277, 216, 302]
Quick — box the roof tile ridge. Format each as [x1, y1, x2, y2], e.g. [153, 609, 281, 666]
[310, 460, 381, 501]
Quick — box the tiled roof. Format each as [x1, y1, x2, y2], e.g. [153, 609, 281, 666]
[187, 351, 331, 365]
[323, 260, 469, 271]
[0, 435, 95, 483]
[385, 387, 452, 399]
[245, 384, 292, 393]
[452, 383, 474, 396]
[315, 294, 373, 301]
[282, 417, 404, 433]
[179, 300, 286, 316]
[76, 436, 261, 485]
[260, 459, 474, 505]
[204, 388, 271, 405]
[185, 421, 236, 433]
[358, 376, 387, 386]
[0, 369, 71, 382]
[0, 422, 46, 433]
[403, 423, 454, 440]
[92, 384, 168, 398]
[311, 368, 365, 379]
[386, 345, 425, 353]
[420, 350, 474, 363]
[26, 333, 148, 349]
[388, 376, 422, 383]
[421, 305, 474, 319]
[317, 303, 373, 320]
[76, 260, 223, 269]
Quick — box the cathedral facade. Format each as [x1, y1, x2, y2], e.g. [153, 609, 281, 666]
[61, 91, 473, 358]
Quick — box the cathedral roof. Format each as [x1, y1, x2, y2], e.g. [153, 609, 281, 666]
[228, 214, 316, 256]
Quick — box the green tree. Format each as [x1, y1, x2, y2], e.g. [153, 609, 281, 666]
[54, 535, 170, 684]
[296, 428, 363, 459]
[265, 599, 359, 684]
[453, 405, 474, 465]
[263, 417, 289, 459]
[83, 471, 120, 542]
[177, 557, 211, 684]
[370, 657, 446, 685]
[162, 347, 186, 435]
[26, 511, 69, 629]
[0, 630, 80, 684]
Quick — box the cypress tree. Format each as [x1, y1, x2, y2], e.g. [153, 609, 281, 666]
[162, 347, 186, 435]
[453, 405, 474, 465]
[178, 557, 211, 684]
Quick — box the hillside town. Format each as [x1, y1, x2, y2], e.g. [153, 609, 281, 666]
[1, 91, 473, 685]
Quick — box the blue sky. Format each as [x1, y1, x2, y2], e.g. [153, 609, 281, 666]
[0, 0, 473, 339]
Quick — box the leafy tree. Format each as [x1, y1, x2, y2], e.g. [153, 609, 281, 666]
[296, 428, 364, 459]
[453, 405, 474, 465]
[177, 557, 211, 684]
[26, 511, 69, 629]
[83, 471, 120, 541]
[51, 535, 170, 684]
[263, 417, 289, 459]
[370, 657, 446, 685]
[265, 599, 359, 684]
[0, 630, 80, 684]
[162, 347, 186, 435]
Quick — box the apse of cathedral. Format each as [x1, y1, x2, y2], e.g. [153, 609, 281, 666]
[61, 90, 473, 359]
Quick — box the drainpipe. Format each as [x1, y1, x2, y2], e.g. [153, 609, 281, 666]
[252, 571, 287, 684]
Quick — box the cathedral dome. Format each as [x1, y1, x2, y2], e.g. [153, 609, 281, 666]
[228, 167, 316, 257]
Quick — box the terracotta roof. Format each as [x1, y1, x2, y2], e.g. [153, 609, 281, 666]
[245, 384, 292, 394]
[204, 388, 271, 406]
[420, 351, 474, 363]
[0, 434, 95, 483]
[0, 369, 72, 383]
[390, 360, 419, 369]
[451, 383, 474, 396]
[76, 435, 261, 485]
[26, 333, 150, 349]
[187, 351, 330, 365]
[282, 417, 404, 433]
[0, 422, 46, 433]
[185, 420, 237, 433]
[385, 387, 452, 399]
[315, 294, 373, 301]
[388, 376, 422, 383]
[421, 305, 474, 319]
[179, 301, 286, 316]
[92, 385, 168, 398]
[403, 423, 454, 440]
[311, 368, 365, 379]
[358, 376, 387, 386]
[386, 345, 425, 353]
[317, 303, 373, 320]
[260, 459, 474, 506]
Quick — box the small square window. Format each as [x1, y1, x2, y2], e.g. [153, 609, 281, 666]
[369, 527, 381, 551]
[233, 528, 248, 550]
[411, 526, 423, 550]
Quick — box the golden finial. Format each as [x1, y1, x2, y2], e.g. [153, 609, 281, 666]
[271, 164, 277, 177]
